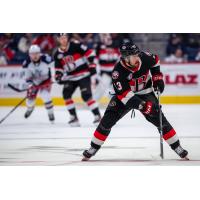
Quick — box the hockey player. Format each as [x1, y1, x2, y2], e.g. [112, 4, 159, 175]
[93, 33, 120, 100]
[82, 42, 189, 160]
[23, 45, 55, 122]
[54, 34, 101, 126]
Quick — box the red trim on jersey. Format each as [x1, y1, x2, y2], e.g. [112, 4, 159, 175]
[71, 69, 89, 75]
[84, 49, 93, 57]
[94, 130, 107, 141]
[99, 48, 120, 55]
[117, 89, 131, 100]
[65, 99, 74, 105]
[89, 63, 96, 68]
[163, 129, 176, 140]
[61, 59, 65, 66]
[101, 63, 115, 67]
[155, 55, 160, 65]
[73, 53, 82, 61]
[87, 100, 96, 106]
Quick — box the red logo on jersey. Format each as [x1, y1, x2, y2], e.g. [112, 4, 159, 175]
[63, 55, 74, 64]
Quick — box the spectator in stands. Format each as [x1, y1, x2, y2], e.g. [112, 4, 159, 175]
[13, 33, 34, 63]
[17, 33, 33, 53]
[184, 34, 200, 61]
[72, 33, 95, 48]
[0, 35, 15, 65]
[110, 33, 132, 47]
[166, 34, 185, 56]
[32, 33, 56, 55]
[195, 49, 200, 61]
[165, 48, 187, 63]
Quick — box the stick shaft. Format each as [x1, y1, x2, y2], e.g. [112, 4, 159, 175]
[157, 91, 164, 159]
[0, 97, 27, 124]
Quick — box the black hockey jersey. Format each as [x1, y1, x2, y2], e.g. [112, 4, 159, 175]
[112, 52, 161, 105]
[54, 42, 96, 81]
[96, 43, 120, 73]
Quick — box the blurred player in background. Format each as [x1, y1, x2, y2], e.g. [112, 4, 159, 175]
[83, 42, 188, 161]
[54, 34, 101, 126]
[93, 33, 120, 100]
[22, 45, 55, 122]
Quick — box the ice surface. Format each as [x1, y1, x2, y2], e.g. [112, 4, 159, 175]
[0, 105, 200, 165]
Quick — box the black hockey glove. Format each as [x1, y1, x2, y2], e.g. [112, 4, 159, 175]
[139, 101, 159, 116]
[152, 73, 165, 93]
[55, 71, 64, 84]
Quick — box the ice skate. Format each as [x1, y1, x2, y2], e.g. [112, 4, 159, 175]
[68, 115, 80, 127]
[48, 113, 55, 123]
[82, 147, 99, 161]
[24, 108, 34, 119]
[174, 145, 189, 160]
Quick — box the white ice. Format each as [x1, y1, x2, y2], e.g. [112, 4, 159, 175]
[0, 105, 200, 165]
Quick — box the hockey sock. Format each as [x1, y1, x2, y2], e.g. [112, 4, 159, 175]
[90, 124, 111, 149]
[65, 99, 77, 117]
[86, 99, 100, 116]
[162, 128, 180, 149]
[45, 101, 54, 115]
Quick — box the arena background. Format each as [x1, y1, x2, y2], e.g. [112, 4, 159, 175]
[0, 33, 200, 105]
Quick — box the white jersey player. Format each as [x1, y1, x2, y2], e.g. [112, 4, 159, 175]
[22, 45, 55, 122]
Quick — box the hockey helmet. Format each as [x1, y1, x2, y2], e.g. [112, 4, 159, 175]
[57, 33, 69, 37]
[120, 42, 140, 59]
[29, 45, 41, 54]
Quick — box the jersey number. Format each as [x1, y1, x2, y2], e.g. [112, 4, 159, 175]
[114, 82, 123, 91]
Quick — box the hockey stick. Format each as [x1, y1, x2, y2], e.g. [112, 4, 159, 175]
[0, 96, 27, 124]
[8, 81, 57, 93]
[8, 83, 27, 92]
[157, 90, 164, 159]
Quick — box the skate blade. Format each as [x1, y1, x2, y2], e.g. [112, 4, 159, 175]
[82, 157, 90, 161]
[182, 156, 190, 161]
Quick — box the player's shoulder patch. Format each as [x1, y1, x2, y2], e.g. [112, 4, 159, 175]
[112, 70, 119, 80]
[54, 49, 64, 60]
[56, 51, 64, 59]
[41, 54, 52, 64]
